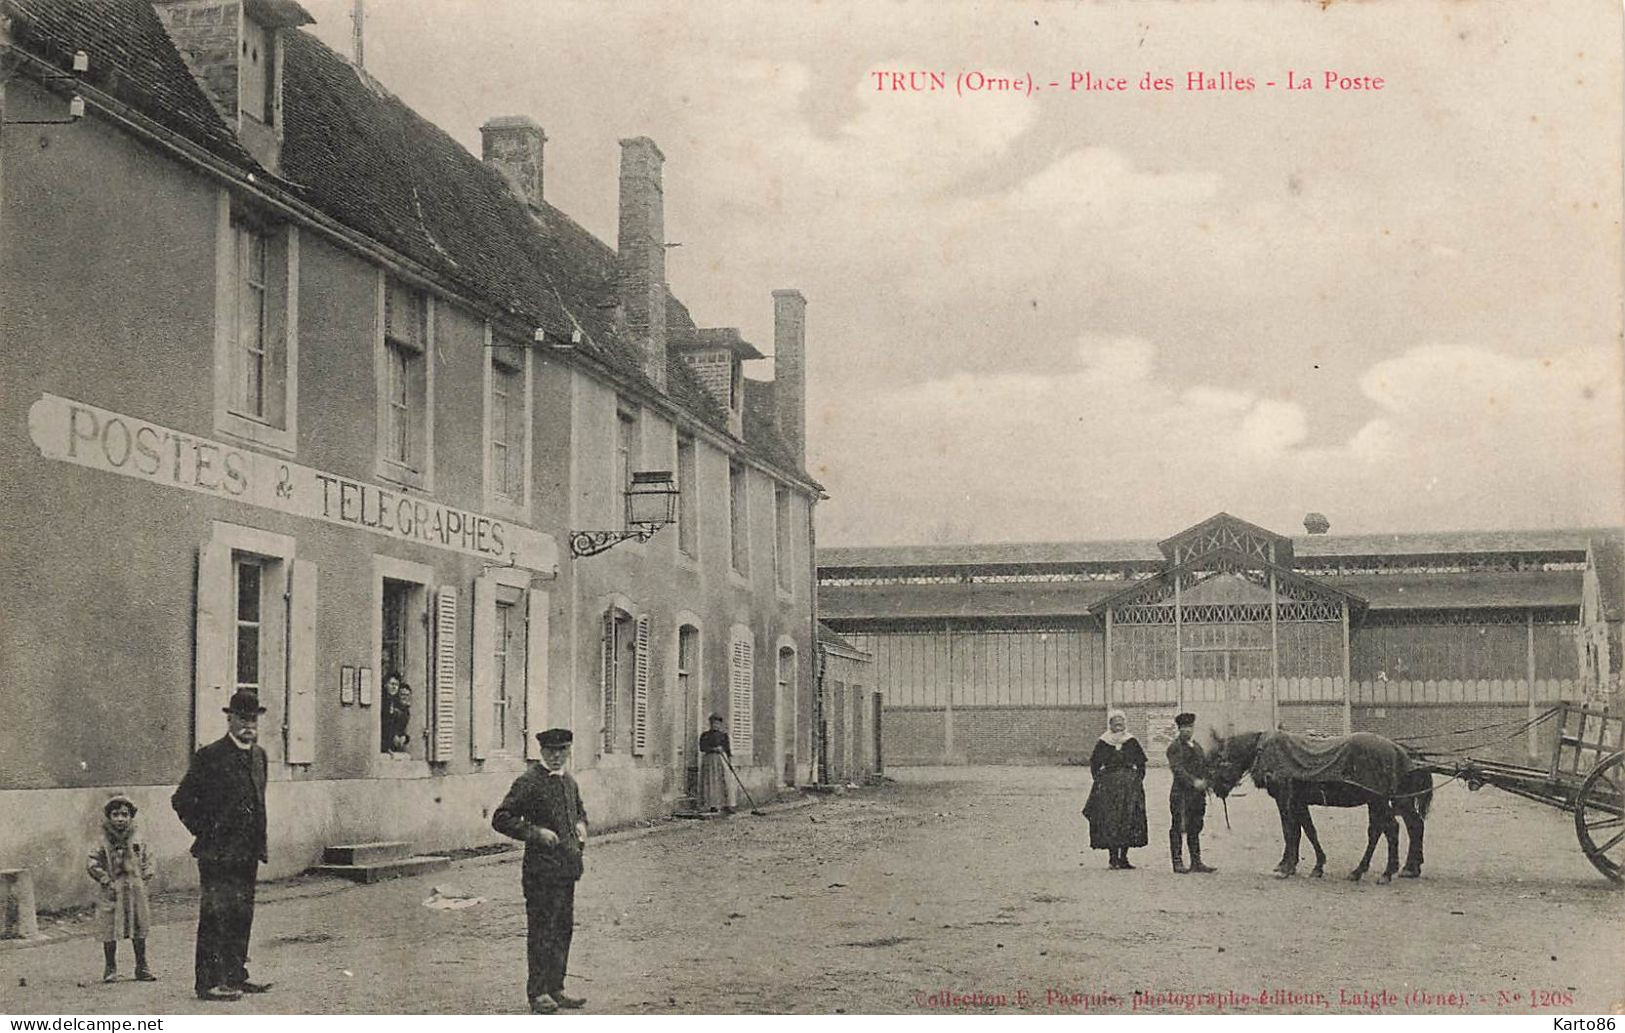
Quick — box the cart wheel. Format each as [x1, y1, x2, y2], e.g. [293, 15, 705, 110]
[1574, 750, 1625, 884]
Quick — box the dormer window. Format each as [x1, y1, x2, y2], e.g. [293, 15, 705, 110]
[151, 0, 312, 173]
[672, 327, 763, 438]
[240, 16, 274, 125]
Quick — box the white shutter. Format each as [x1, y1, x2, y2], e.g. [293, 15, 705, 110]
[470, 576, 495, 760]
[632, 614, 651, 755]
[194, 542, 233, 749]
[430, 586, 458, 762]
[731, 634, 754, 758]
[524, 589, 549, 761]
[600, 611, 616, 753]
[285, 559, 318, 764]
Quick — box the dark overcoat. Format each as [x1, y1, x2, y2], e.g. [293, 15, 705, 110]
[172, 736, 269, 863]
[492, 766, 589, 884]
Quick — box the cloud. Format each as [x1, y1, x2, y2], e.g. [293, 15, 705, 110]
[813, 340, 1624, 543]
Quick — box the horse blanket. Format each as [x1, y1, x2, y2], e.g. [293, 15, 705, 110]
[1251, 732, 1416, 796]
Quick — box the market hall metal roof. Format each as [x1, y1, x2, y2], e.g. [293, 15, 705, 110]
[819, 527, 1613, 573]
[818, 570, 1586, 621]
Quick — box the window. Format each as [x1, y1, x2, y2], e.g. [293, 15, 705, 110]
[729, 461, 749, 574]
[373, 557, 436, 763]
[676, 436, 698, 558]
[617, 406, 640, 528]
[235, 227, 269, 419]
[485, 332, 531, 515]
[195, 524, 314, 762]
[379, 578, 415, 756]
[234, 559, 264, 697]
[377, 277, 432, 487]
[215, 199, 296, 451]
[600, 607, 648, 754]
[730, 628, 755, 758]
[492, 592, 523, 752]
[474, 574, 548, 761]
[774, 486, 793, 592]
[239, 17, 273, 124]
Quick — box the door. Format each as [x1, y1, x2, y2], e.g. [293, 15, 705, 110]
[1177, 574, 1276, 741]
[872, 693, 884, 774]
[672, 626, 700, 802]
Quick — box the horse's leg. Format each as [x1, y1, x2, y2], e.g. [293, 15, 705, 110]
[1399, 796, 1426, 877]
[1299, 804, 1326, 877]
[1274, 791, 1298, 877]
[1377, 803, 1401, 884]
[1350, 802, 1381, 881]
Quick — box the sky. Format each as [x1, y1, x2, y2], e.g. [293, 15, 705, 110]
[299, 0, 1624, 547]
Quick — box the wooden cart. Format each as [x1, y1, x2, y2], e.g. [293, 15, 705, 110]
[1421, 702, 1624, 883]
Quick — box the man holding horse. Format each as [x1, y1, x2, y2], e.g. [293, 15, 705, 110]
[1167, 712, 1217, 874]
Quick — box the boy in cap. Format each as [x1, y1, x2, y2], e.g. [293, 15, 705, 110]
[1166, 712, 1217, 874]
[492, 728, 590, 1013]
[172, 690, 272, 1001]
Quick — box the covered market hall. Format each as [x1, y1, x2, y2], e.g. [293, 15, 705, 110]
[817, 513, 1622, 765]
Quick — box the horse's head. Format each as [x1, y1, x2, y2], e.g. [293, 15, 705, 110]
[1206, 730, 1265, 800]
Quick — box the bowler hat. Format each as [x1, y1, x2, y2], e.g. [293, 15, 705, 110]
[535, 728, 573, 748]
[224, 690, 267, 716]
[1174, 712, 1197, 727]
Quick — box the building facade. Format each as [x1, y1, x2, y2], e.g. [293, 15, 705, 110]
[816, 623, 879, 786]
[1, 0, 821, 907]
[820, 514, 1623, 768]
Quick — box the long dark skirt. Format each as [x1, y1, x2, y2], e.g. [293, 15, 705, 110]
[1083, 769, 1148, 849]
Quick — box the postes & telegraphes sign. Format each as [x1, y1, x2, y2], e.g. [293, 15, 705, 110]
[27, 394, 558, 573]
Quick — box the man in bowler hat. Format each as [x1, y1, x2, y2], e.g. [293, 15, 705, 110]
[171, 690, 272, 1001]
[1166, 712, 1217, 874]
[493, 728, 590, 1013]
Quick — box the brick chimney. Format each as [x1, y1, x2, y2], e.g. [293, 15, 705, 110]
[151, 0, 313, 173]
[617, 137, 667, 393]
[772, 289, 807, 463]
[480, 116, 546, 210]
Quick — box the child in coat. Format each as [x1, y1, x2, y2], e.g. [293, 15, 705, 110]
[86, 794, 156, 982]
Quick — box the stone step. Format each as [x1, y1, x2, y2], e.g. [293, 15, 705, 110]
[321, 841, 414, 866]
[309, 854, 451, 884]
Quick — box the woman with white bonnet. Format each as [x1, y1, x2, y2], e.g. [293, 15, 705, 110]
[1081, 709, 1149, 869]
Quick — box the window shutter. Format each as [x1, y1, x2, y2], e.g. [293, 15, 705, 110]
[470, 576, 495, 760]
[601, 611, 616, 753]
[632, 614, 651, 755]
[731, 635, 754, 758]
[194, 541, 233, 749]
[524, 590, 549, 761]
[430, 586, 458, 762]
[285, 559, 318, 764]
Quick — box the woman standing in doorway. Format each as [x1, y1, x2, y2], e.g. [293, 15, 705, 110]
[1082, 709, 1148, 869]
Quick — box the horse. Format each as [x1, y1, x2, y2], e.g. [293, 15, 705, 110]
[1206, 730, 1434, 884]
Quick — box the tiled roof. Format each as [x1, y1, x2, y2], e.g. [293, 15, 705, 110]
[7, 6, 812, 487]
[820, 527, 1616, 570]
[816, 622, 868, 657]
[742, 378, 807, 479]
[6, 0, 257, 168]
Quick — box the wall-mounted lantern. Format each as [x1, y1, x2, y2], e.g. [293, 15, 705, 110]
[569, 470, 679, 558]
